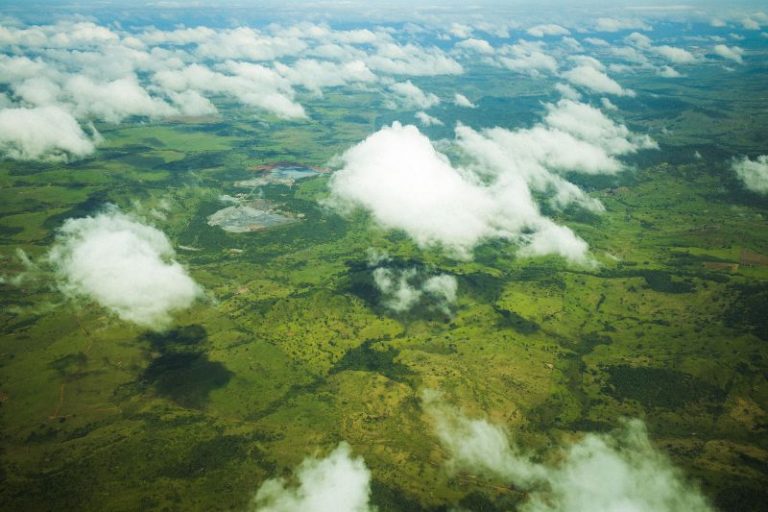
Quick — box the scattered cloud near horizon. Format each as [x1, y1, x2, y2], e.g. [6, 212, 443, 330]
[48, 208, 203, 330]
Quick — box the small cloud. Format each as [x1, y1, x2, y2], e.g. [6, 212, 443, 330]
[594, 17, 652, 33]
[583, 37, 609, 46]
[710, 18, 727, 28]
[453, 93, 476, 108]
[657, 66, 682, 78]
[527, 24, 570, 38]
[732, 155, 768, 194]
[554, 83, 581, 101]
[48, 208, 203, 330]
[251, 442, 373, 512]
[372, 265, 457, 315]
[562, 66, 635, 97]
[652, 45, 697, 64]
[713, 44, 744, 64]
[742, 17, 761, 30]
[454, 38, 495, 55]
[388, 80, 440, 109]
[415, 111, 443, 127]
[601, 97, 618, 111]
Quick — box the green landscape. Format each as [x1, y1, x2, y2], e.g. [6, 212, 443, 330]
[1, 2, 767, 511]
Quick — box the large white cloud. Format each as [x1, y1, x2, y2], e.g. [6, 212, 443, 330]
[328, 97, 654, 263]
[423, 391, 715, 512]
[732, 155, 768, 194]
[251, 442, 373, 512]
[48, 209, 203, 330]
[0, 106, 96, 161]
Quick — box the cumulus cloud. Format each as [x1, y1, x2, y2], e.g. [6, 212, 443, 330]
[329, 99, 654, 262]
[275, 59, 376, 94]
[453, 93, 476, 108]
[454, 38, 495, 55]
[251, 442, 373, 512]
[498, 41, 558, 75]
[652, 45, 697, 64]
[562, 66, 635, 97]
[366, 43, 463, 76]
[48, 209, 203, 330]
[732, 155, 768, 193]
[422, 391, 715, 512]
[415, 111, 443, 126]
[388, 81, 440, 109]
[594, 18, 652, 32]
[713, 44, 744, 63]
[372, 265, 457, 314]
[0, 106, 96, 161]
[527, 24, 570, 38]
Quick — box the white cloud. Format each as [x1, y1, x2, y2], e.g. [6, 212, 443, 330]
[252, 442, 373, 512]
[498, 41, 558, 75]
[329, 98, 653, 263]
[562, 66, 635, 97]
[652, 45, 697, 64]
[48, 209, 203, 330]
[388, 81, 440, 109]
[625, 31, 652, 48]
[372, 266, 457, 314]
[415, 111, 443, 126]
[527, 24, 570, 38]
[454, 38, 495, 55]
[554, 83, 581, 101]
[275, 59, 377, 94]
[732, 155, 768, 194]
[657, 66, 682, 78]
[423, 391, 715, 512]
[583, 37, 609, 46]
[710, 18, 727, 28]
[153, 62, 307, 119]
[742, 17, 761, 30]
[601, 97, 618, 111]
[0, 106, 96, 161]
[453, 93, 476, 108]
[594, 18, 652, 33]
[366, 43, 463, 76]
[713, 44, 744, 64]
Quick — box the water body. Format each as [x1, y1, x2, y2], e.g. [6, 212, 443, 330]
[235, 165, 322, 188]
[207, 203, 295, 233]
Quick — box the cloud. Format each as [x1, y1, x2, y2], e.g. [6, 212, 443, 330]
[594, 17, 652, 32]
[371, 265, 457, 314]
[328, 98, 653, 263]
[48, 209, 203, 330]
[153, 62, 307, 119]
[388, 80, 440, 109]
[366, 43, 463, 76]
[275, 59, 377, 94]
[251, 442, 373, 512]
[562, 66, 635, 97]
[0, 106, 96, 161]
[527, 24, 570, 38]
[415, 111, 443, 126]
[732, 155, 768, 194]
[454, 38, 495, 55]
[498, 41, 558, 75]
[453, 93, 476, 108]
[713, 44, 744, 64]
[422, 391, 715, 512]
[554, 83, 581, 101]
[652, 45, 697, 64]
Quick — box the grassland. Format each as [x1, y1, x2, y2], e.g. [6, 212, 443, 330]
[1, 62, 767, 512]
